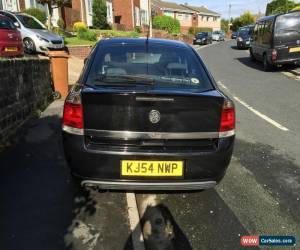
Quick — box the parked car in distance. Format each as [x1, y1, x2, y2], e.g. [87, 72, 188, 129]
[250, 10, 300, 71]
[236, 25, 254, 49]
[0, 10, 64, 54]
[212, 31, 225, 41]
[231, 31, 238, 39]
[62, 38, 236, 191]
[193, 32, 213, 45]
[0, 14, 23, 57]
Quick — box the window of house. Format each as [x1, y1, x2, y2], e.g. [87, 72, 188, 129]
[206, 16, 210, 22]
[177, 14, 183, 20]
[164, 11, 174, 17]
[141, 10, 148, 24]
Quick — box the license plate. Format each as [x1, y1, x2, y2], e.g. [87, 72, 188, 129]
[289, 47, 300, 53]
[121, 160, 184, 177]
[4, 47, 17, 52]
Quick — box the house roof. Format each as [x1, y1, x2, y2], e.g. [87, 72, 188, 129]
[152, 0, 221, 17]
[182, 4, 221, 17]
[152, 0, 194, 14]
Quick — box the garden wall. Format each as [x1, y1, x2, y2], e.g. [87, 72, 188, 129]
[0, 58, 52, 144]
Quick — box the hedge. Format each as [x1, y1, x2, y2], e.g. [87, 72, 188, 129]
[153, 15, 180, 34]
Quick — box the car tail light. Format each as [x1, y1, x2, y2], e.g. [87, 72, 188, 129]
[219, 99, 235, 137]
[62, 88, 83, 134]
[272, 49, 277, 62]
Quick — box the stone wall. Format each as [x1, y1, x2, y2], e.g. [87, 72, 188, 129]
[0, 58, 52, 144]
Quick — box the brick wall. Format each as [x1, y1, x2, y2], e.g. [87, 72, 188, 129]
[67, 45, 92, 59]
[113, 0, 134, 30]
[0, 58, 52, 144]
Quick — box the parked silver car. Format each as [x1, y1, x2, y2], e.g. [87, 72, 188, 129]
[0, 10, 64, 53]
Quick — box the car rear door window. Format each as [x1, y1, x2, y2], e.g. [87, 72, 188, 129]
[86, 44, 214, 92]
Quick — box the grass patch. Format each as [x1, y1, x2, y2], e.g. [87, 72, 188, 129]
[92, 29, 140, 38]
[64, 37, 97, 46]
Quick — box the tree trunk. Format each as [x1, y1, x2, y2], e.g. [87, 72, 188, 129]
[47, 2, 53, 30]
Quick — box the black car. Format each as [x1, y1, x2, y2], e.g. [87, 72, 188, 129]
[193, 32, 213, 45]
[62, 38, 235, 190]
[236, 25, 254, 49]
[231, 31, 238, 39]
[250, 10, 300, 71]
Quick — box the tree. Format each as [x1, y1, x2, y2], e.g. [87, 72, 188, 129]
[221, 19, 229, 33]
[92, 0, 108, 29]
[36, 0, 71, 29]
[231, 12, 255, 31]
[239, 12, 255, 26]
[266, 0, 296, 15]
[292, 5, 300, 10]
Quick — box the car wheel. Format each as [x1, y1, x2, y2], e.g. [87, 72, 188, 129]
[263, 54, 272, 72]
[250, 48, 256, 61]
[23, 38, 36, 54]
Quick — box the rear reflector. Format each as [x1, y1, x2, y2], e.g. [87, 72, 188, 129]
[219, 100, 235, 136]
[272, 49, 277, 62]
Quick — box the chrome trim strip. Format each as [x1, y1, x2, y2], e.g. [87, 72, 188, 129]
[81, 180, 217, 190]
[85, 129, 220, 140]
[219, 130, 235, 138]
[136, 97, 174, 102]
[62, 125, 84, 135]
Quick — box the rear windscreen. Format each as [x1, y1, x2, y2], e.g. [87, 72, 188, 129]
[275, 12, 300, 35]
[0, 19, 15, 29]
[86, 44, 214, 92]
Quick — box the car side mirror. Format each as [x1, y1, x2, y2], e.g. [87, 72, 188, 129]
[14, 22, 20, 28]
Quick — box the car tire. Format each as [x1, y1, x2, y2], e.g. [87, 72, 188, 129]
[23, 38, 36, 54]
[263, 54, 272, 72]
[250, 48, 256, 61]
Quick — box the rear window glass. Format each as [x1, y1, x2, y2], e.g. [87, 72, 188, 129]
[86, 44, 214, 92]
[0, 18, 15, 29]
[275, 12, 300, 35]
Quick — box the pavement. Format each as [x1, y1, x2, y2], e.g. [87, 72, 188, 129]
[68, 56, 84, 85]
[0, 41, 299, 250]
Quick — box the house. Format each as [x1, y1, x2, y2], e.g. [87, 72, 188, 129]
[183, 4, 221, 31]
[152, 0, 221, 32]
[113, 0, 149, 31]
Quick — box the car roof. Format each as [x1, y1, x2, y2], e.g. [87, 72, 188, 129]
[257, 10, 300, 22]
[0, 13, 13, 21]
[98, 38, 191, 49]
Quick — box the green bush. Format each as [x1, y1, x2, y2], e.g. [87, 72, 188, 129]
[23, 8, 47, 24]
[57, 18, 65, 30]
[153, 16, 180, 34]
[135, 26, 142, 33]
[77, 27, 98, 41]
[188, 27, 212, 35]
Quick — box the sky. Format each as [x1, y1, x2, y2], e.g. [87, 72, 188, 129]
[171, 0, 272, 18]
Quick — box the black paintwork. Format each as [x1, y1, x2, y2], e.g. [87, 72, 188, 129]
[63, 38, 234, 188]
[193, 32, 213, 45]
[251, 11, 300, 67]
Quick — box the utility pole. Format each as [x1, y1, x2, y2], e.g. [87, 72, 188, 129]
[148, 0, 153, 38]
[228, 4, 232, 33]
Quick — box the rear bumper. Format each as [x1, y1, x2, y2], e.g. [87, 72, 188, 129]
[62, 132, 234, 190]
[82, 180, 217, 190]
[237, 41, 250, 48]
[274, 57, 300, 65]
[0, 44, 23, 57]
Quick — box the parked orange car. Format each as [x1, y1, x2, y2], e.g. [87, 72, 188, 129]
[0, 14, 23, 57]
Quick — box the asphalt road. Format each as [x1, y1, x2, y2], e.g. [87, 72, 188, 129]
[0, 41, 299, 250]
